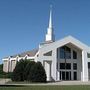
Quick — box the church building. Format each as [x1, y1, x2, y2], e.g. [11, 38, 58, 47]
[3, 8, 90, 82]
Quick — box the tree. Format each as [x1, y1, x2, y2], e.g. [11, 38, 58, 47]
[24, 61, 35, 80]
[28, 62, 47, 82]
[0, 64, 3, 73]
[11, 59, 29, 81]
[11, 59, 47, 82]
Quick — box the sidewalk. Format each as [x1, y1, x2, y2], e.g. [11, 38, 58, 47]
[0, 79, 11, 85]
[1, 79, 90, 86]
[5, 81, 90, 86]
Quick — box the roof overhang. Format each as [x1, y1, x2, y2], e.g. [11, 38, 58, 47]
[40, 36, 90, 52]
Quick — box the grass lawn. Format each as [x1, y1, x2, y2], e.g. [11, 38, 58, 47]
[0, 85, 90, 90]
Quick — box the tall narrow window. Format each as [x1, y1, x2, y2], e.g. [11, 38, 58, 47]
[60, 46, 71, 59]
[73, 51, 77, 59]
[73, 63, 77, 70]
[88, 62, 90, 69]
[73, 72, 77, 80]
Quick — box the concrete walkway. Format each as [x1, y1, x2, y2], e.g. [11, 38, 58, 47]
[1, 79, 90, 85]
[47, 81, 90, 85]
[5, 81, 90, 85]
[0, 79, 11, 85]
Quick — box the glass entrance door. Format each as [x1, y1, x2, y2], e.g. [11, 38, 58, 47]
[60, 71, 71, 80]
[73, 72, 77, 80]
[62, 71, 65, 80]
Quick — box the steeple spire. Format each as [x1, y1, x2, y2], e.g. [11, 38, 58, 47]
[49, 5, 52, 28]
[45, 5, 55, 42]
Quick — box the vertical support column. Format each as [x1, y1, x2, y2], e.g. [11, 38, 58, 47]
[47, 62, 51, 81]
[44, 61, 51, 81]
[82, 50, 88, 81]
[3, 60, 9, 72]
[52, 48, 57, 81]
[71, 63, 73, 80]
[49, 62, 51, 81]
[56, 61, 60, 80]
[9, 60, 11, 72]
[57, 71, 60, 80]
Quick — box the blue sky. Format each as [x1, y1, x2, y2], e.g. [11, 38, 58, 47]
[0, 0, 90, 63]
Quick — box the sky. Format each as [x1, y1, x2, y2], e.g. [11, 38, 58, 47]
[0, 0, 90, 63]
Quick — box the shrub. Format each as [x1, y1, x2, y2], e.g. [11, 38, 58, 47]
[11, 59, 47, 82]
[28, 62, 46, 82]
[0, 64, 3, 74]
[24, 61, 35, 80]
[0, 72, 12, 78]
[11, 59, 29, 81]
[0, 64, 11, 78]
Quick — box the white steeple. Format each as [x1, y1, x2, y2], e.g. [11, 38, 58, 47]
[49, 5, 52, 28]
[45, 5, 55, 42]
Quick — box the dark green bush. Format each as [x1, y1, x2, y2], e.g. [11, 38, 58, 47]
[24, 61, 35, 80]
[0, 72, 12, 78]
[28, 62, 46, 82]
[0, 64, 11, 78]
[0, 64, 3, 74]
[11, 59, 46, 82]
[11, 59, 29, 81]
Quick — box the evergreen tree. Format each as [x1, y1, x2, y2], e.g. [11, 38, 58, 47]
[24, 61, 35, 80]
[11, 59, 46, 82]
[11, 59, 28, 81]
[28, 62, 47, 82]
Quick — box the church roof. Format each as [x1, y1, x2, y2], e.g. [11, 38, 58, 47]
[4, 49, 38, 59]
[18, 49, 38, 57]
[40, 36, 90, 53]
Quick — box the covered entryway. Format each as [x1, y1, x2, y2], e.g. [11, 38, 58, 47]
[57, 43, 84, 81]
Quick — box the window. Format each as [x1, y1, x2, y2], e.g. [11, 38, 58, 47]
[73, 72, 77, 80]
[37, 54, 39, 57]
[60, 63, 65, 69]
[73, 63, 77, 70]
[60, 63, 71, 70]
[73, 51, 77, 59]
[60, 46, 71, 59]
[87, 53, 90, 58]
[88, 62, 90, 69]
[66, 63, 71, 69]
[44, 51, 52, 56]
